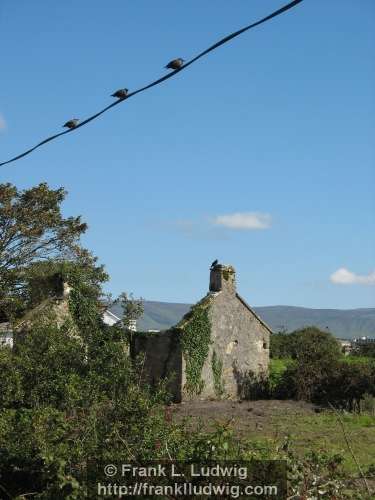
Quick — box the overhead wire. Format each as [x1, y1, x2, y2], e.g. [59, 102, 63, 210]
[0, 0, 304, 167]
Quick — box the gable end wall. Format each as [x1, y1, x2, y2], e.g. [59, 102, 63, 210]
[195, 291, 270, 400]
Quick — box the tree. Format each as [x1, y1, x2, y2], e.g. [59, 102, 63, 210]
[352, 342, 375, 358]
[270, 326, 341, 362]
[0, 182, 95, 316]
[271, 327, 343, 401]
[0, 269, 168, 498]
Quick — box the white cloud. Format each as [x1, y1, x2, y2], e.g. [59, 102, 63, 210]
[0, 114, 6, 131]
[330, 267, 375, 286]
[213, 212, 271, 230]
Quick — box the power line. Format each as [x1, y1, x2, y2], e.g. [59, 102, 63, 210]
[0, 0, 304, 168]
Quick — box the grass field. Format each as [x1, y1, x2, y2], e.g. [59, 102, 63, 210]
[269, 411, 375, 474]
[341, 356, 375, 365]
[173, 399, 375, 475]
[264, 357, 375, 473]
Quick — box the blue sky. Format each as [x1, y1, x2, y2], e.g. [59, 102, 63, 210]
[1, 0, 374, 309]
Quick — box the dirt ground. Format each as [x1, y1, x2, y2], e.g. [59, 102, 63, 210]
[171, 399, 320, 435]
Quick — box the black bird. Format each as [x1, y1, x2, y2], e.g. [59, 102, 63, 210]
[210, 259, 218, 269]
[165, 58, 184, 70]
[111, 88, 129, 99]
[63, 119, 79, 129]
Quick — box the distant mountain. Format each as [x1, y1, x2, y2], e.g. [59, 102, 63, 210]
[253, 306, 375, 339]
[109, 301, 375, 339]
[109, 301, 191, 332]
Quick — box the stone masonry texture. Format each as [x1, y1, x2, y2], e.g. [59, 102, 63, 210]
[132, 264, 271, 402]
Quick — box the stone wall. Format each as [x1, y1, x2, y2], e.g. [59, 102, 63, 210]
[182, 291, 270, 400]
[131, 264, 271, 402]
[13, 296, 80, 345]
[183, 265, 270, 400]
[131, 330, 183, 402]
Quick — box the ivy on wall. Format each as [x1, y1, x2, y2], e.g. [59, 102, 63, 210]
[65, 267, 103, 340]
[68, 287, 100, 335]
[222, 266, 235, 282]
[211, 350, 225, 398]
[179, 298, 212, 396]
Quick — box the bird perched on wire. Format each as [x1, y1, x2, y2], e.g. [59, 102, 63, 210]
[165, 58, 184, 70]
[210, 259, 218, 270]
[111, 88, 129, 100]
[63, 119, 79, 129]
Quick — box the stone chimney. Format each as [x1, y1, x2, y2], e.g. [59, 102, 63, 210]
[209, 264, 236, 294]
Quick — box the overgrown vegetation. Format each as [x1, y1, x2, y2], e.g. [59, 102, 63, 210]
[1, 300, 373, 498]
[270, 326, 342, 360]
[1, 183, 374, 498]
[244, 328, 375, 411]
[0, 183, 94, 320]
[222, 265, 235, 282]
[351, 342, 375, 358]
[211, 349, 225, 398]
[179, 298, 212, 396]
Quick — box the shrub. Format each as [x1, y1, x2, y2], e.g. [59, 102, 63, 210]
[270, 327, 341, 362]
[275, 356, 375, 409]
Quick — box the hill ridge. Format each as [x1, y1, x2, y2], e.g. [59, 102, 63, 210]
[108, 300, 375, 339]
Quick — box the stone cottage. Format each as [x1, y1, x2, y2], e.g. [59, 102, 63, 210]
[131, 263, 272, 402]
[10, 277, 81, 345]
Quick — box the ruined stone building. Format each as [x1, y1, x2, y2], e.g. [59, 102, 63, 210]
[131, 264, 272, 402]
[2, 264, 272, 402]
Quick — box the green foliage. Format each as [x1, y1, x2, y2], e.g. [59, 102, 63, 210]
[270, 326, 342, 361]
[0, 347, 23, 407]
[221, 266, 235, 282]
[3, 319, 86, 410]
[268, 358, 292, 391]
[0, 254, 164, 497]
[241, 328, 349, 403]
[211, 350, 225, 398]
[28, 258, 107, 306]
[180, 299, 212, 395]
[343, 356, 375, 365]
[0, 310, 171, 497]
[273, 356, 375, 408]
[352, 342, 375, 358]
[0, 182, 100, 319]
[116, 292, 144, 328]
[270, 328, 374, 406]
[270, 331, 291, 358]
[1, 301, 373, 497]
[109, 292, 144, 347]
[1, 184, 373, 498]
[247, 328, 375, 411]
[358, 393, 375, 416]
[235, 369, 271, 400]
[174, 426, 371, 499]
[68, 281, 103, 341]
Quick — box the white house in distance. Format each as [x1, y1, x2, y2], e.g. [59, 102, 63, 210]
[0, 307, 136, 350]
[102, 309, 137, 331]
[102, 309, 121, 326]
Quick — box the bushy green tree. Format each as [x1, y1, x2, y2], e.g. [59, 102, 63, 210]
[0, 277, 164, 497]
[1, 184, 372, 498]
[270, 327, 341, 362]
[268, 328, 375, 406]
[0, 182, 98, 318]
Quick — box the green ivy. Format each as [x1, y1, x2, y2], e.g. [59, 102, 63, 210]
[180, 299, 212, 396]
[222, 266, 235, 282]
[211, 350, 225, 398]
[68, 287, 99, 334]
[65, 266, 103, 339]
